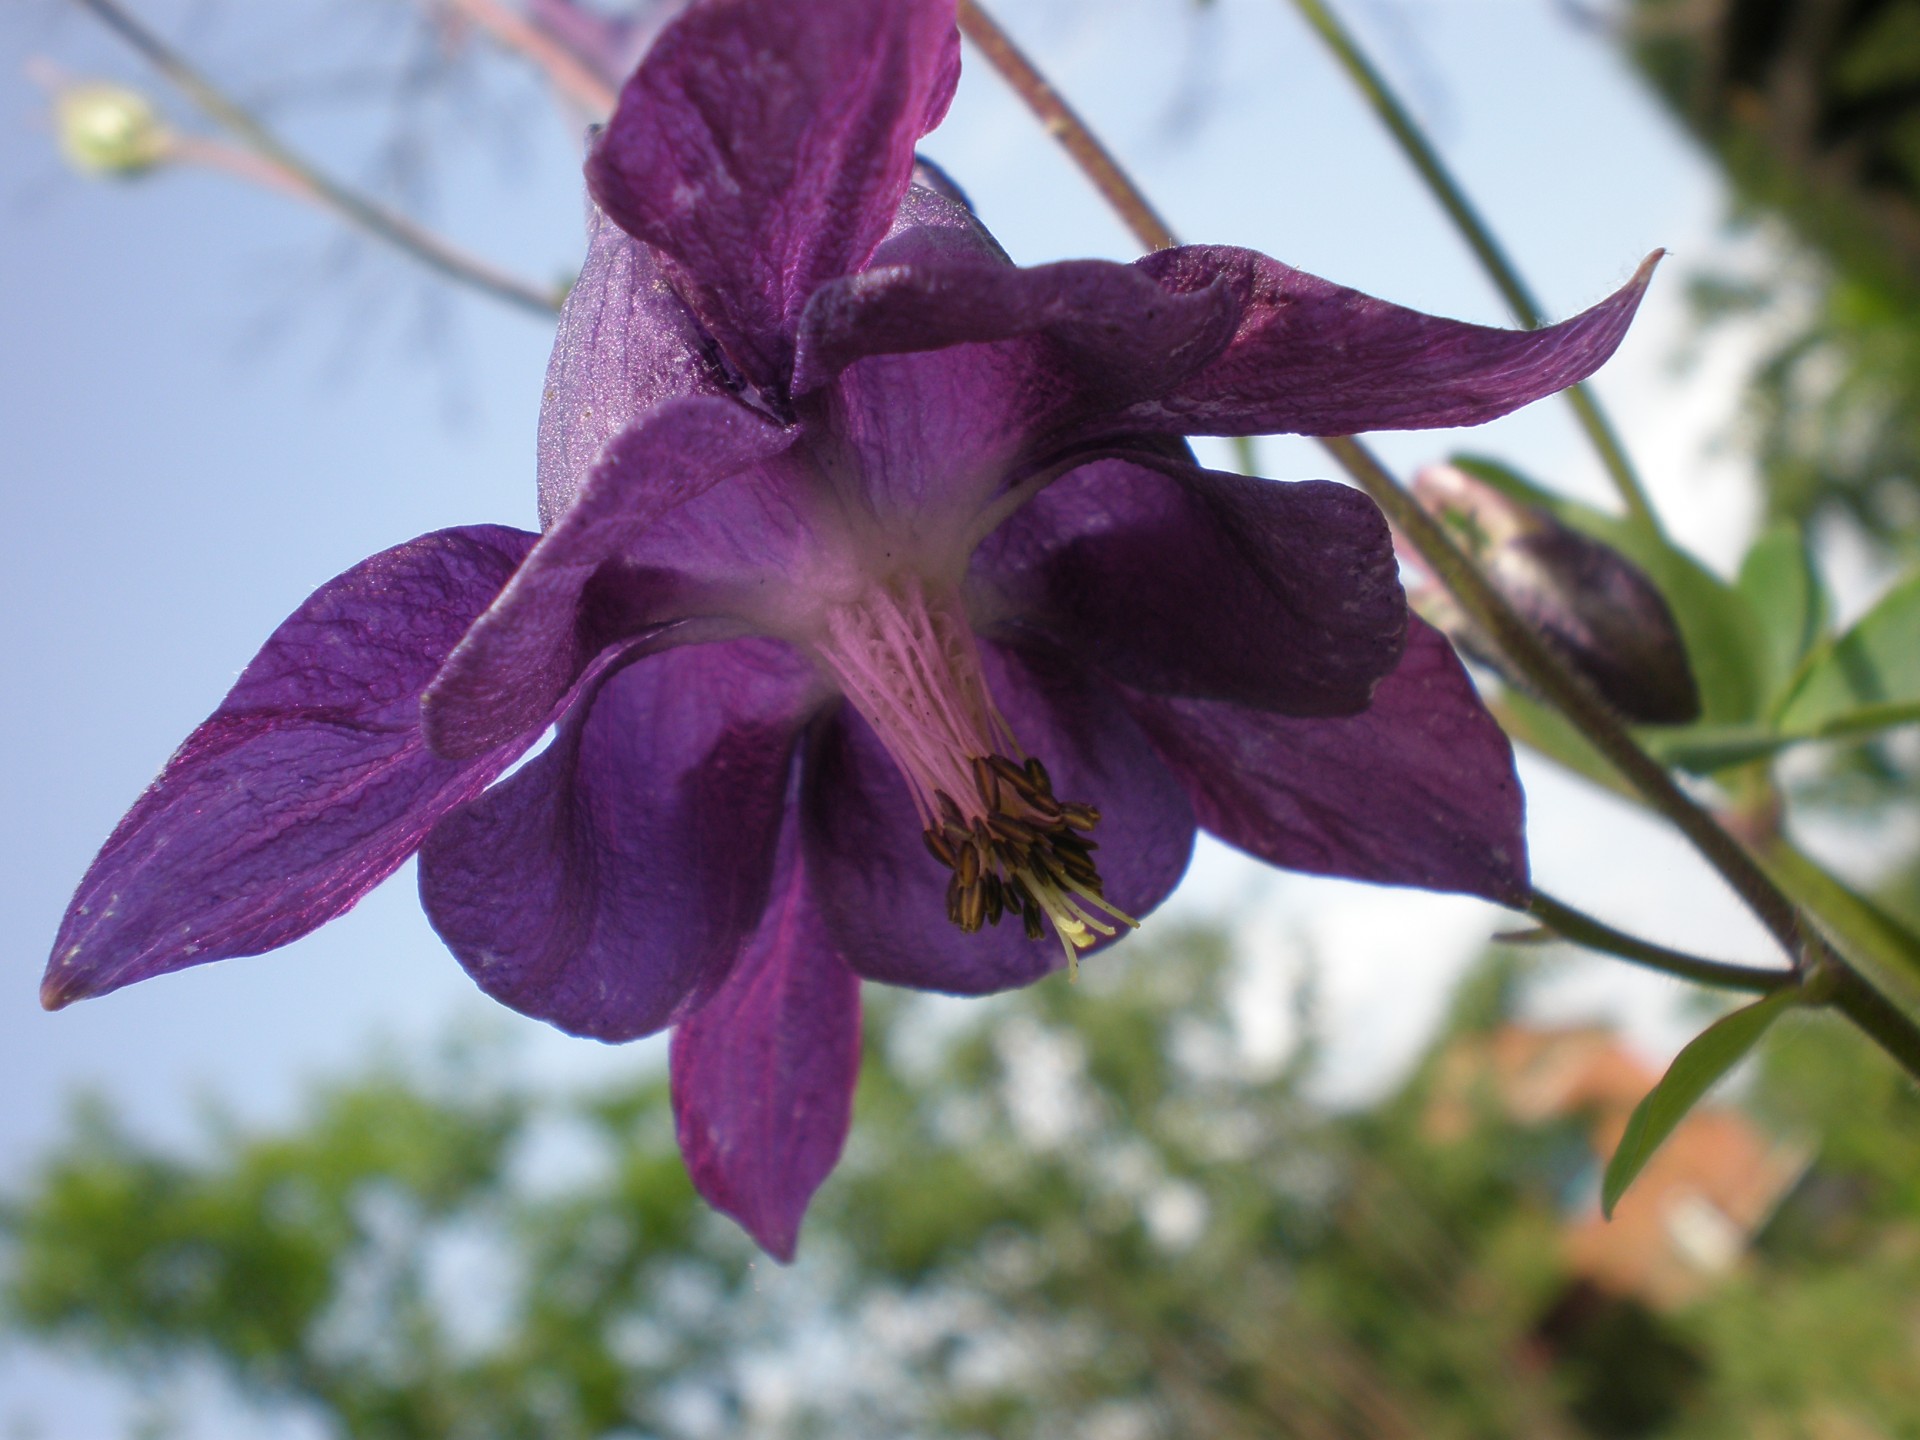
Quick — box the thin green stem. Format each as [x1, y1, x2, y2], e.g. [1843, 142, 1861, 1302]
[1826, 963, 1920, 1078]
[70, 0, 561, 318]
[954, 0, 1179, 252]
[1284, 0, 1660, 533]
[1527, 891, 1793, 994]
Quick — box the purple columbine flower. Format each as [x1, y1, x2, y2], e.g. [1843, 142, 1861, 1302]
[45, 0, 1656, 1258]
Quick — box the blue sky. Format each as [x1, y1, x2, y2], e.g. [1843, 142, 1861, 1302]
[0, 0, 1772, 1427]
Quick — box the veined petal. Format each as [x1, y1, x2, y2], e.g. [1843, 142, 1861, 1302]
[1125, 618, 1528, 905]
[974, 458, 1405, 714]
[42, 526, 540, 1010]
[671, 815, 860, 1262]
[424, 394, 795, 762]
[1117, 248, 1659, 437]
[538, 205, 733, 527]
[419, 638, 820, 1043]
[792, 249, 1238, 402]
[804, 641, 1194, 994]
[587, 0, 961, 398]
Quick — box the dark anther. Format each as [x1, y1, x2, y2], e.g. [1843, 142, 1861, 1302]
[971, 755, 1002, 812]
[923, 828, 957, 867]
[1061, 804, 1100, 832]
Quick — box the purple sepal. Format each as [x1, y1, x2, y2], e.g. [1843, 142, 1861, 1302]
[587, 0, 961, 397]
[424, 394, 794, 762]
[1120, 249, 1660, 437]
[538, 205, 732, 527]
[805, 642, 1195, 994]
[671, 815, 860, 1262]
[1127, 618, 1528, 906]
[792, 252, 1238, 401]
[974, 458, 1405, 714]
[419, 638, 819, 1042]
[42, 526, 540, 1010]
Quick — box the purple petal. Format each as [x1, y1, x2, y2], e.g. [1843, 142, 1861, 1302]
[792, 248, 1238, 402]
[671, 817, 860, 1262]
[1116, 248, 1660, 437]
[43, 526, 540, 1010]
[1125, 618, 1528, 905]
[418, 638, 820, 1043]
[804, 641, 1195, 994]
[538, 204, 732, 527]
[974, 457, 1405, 714]
[424, 395, 794, 762]
[587, 0, 961, 396]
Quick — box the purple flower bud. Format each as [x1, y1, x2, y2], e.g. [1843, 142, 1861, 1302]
[1412, 464, 1702, 725]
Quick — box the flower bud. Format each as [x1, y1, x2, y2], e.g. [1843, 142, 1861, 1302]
[1412, 463, 1702, 725]
[55, 83, 170, 179]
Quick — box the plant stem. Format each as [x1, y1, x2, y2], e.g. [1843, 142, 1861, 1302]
[954, 0, 1179, 253]
[957, 3, 1920, 1076]
[69, 0, 561, 318]
[1283, 0, 1659, 533]
[1527, 891, 1794, 993]
[1826, 963, 1920, 1077]
[441, 0, 618, 117]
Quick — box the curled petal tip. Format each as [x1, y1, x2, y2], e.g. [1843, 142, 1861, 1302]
[40, 961, 85, 1012]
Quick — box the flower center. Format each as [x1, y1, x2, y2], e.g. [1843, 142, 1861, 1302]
[814, 577, 1137, 975]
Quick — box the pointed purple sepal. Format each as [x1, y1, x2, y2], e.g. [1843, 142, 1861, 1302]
[43, 526, 540, 1010]
[1120, 249, 1661, 437]
[1126, 618, 1528, 905]
[671, 818, 861, 1262]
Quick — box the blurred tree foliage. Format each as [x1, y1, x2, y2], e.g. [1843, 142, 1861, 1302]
[9, 930, 1920, 1439]
[1622, 0, 1920, 548]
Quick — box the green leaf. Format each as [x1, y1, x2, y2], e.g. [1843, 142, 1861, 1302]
[1452, 455, 1769, 724]
[1779, 571, 1920, 733]
[1763, 839, 1920, 997]
[1602, 989, 1798, 1219]
[1643, 702, 1920, 773]
[1488, 689, 1640, 803]
[1737, 523, 1828, 706]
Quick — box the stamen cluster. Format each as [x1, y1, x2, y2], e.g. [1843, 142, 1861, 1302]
[923, 752, 1134, 977]
[815, 578, 1135, 972]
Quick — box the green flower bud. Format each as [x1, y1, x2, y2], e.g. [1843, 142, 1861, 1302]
[56, 84, 170, 179]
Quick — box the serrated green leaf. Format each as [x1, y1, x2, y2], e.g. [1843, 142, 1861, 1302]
[1452, 455, 1768, 724]
[1737, 523, 1828, 705]
[1602, 989, 1798, 1219]
[1779, 571, 1920, 733]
